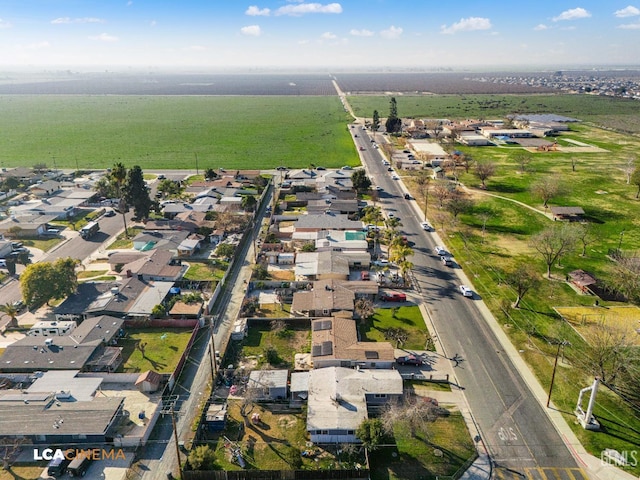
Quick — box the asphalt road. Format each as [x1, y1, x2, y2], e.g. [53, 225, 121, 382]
[0, 210, 133, 306]
[358, 126, 579, 472]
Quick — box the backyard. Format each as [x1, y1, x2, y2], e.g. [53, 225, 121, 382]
[238, 322, 311, 370]
[117, 327, 194, 373]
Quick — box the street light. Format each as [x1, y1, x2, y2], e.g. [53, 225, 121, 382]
[547, 340, 569, 408]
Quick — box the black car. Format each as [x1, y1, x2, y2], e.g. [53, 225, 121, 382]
[387, 167, 393, 171]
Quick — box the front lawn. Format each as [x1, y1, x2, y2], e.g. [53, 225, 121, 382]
[17, 236, 63, 252]
[117, 328, 194, 373]
[105, 226, 145, 249]
[359, 306, 431, 351]
[369, 409, 476, 480]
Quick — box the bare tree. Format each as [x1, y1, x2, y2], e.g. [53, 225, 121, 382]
[380, 392, 448, 439]
[0, 437, 30, 470]
[432, 181, 453, 208]
[531, 177, 562, 208]
[622, 156, 636, 185]
[606, 255, 640, 304]
[575, 223, 596, 257]
[384, 327, 409, 348]
[530, 224, 577, 278]
[445, 194, 474, 219]
[354, 297, 375, 324]
[458, 152, 475, 174]
[431, 211, 449, 232]
[442, 159, 460, 184]
[505, 262, 541, 308]
[413, 172, 431, 220]
[474, 161, 497, 189]
[514, 152, 532, 173]
[577, 323, 637, 385]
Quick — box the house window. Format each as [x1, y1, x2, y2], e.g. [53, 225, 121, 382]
[347, 430, 355, 435]
[319, 430, 329, 435]
[374, 394, 387, 398]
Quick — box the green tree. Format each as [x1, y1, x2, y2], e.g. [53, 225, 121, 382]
[354, 297, 375, 324]
[356, 418, 386, 451]
[20, 258, 79, 307]
[301, 242, 316, 252]
[204, 168, 218, 180]
[156, 179, 183, 197]
[1, 175, 20, 191]
[123, 165, 152, 220]
[188, 445, 218, 470]
[385, 97, 402, 134]
[215, 243, 235, 258]
[0, 303, 19, 327]
[151, 304, 166, 318]
[351, 169, 371, 194]
[372, 110, 380, 133]
[631, 166, 640, 199]
[241, 194, 257, 212]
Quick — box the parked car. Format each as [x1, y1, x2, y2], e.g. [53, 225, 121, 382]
[434, 245, 448, 256]
[47, 453, 74, 477]
[380, 292, 406, 302]
[67, 455, 92, 477]
[342, 165, 353, 170]
[372, 259, 389, 267]
[359, 146, 366, 151]
[459, 285, 473, 297]
[316, 166, 326, 170]
[387, 167, 393, 172]
[41, 229, 61, 236]
[396, 354, 423, 366]
[421, 222, 432, 231]
[276, 166, 288, 171]
[441, 255, 454, 266]
[157, 174, 166, 180]
[374, 185, 382, 191]
[0, 259, 6, 268]
[404, 193, 412, 200]
[104, 209, 116, 217]
[392, 174, 399, 180]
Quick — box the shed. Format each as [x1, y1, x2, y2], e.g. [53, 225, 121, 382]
[550, 206, 585, 222]
[247, 369, 288, 400]
[135, 370, 163, 393]
[568, 269, 597, 294]
[205, 402, 228, 431]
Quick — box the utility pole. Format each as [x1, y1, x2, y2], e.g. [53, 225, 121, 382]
[208, 318, 217, 384]
[547, 341, 567, 408]
[170, 405, 183, 478]
[194, 152, 199, 176]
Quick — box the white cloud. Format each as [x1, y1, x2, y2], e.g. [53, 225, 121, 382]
[615, 5, 640, 17]
[552, 8, 591, 21]
[534, 24, 549, 30]
[350, 28, 374, 37]
[126, 1, 133, 6]
[275, 2, 342, 16]
[89, 33, 119, 42]
[380, 25, 403, 39]
[0, 18, 12, 29]
[618, 21, 640, 28]
[246, 6, 271, 16]
[51, 17, 105, 24]
[23, 41, 51, 49]
[150, 20, 157, 27]
[321, 31, 337, 39]
[441, 17, 492, 34]
[240, 25, 262, 36]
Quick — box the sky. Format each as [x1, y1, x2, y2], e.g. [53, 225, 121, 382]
[1, 1, 640, 70]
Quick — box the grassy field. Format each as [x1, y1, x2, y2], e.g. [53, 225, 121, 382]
[0, 464, 45, 480]
[117, 328, 194, 373]
[183, 260, 227, 281]
[359, 306, 430, 351]
[240, 323, 311, 369]
[0, 96, 356, 170]
[402, 120, 640, 473]
[369, 410, 476, 480]
[348, 94, 640, 133]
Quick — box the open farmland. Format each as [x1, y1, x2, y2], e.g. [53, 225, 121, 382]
[0, 95, 356, 169]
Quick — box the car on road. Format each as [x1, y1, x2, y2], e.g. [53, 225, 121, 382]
[354, 134, 358, 137]
[380, 292, 407, 302]
[392, 174, 399, 180]
[396, 354, 423, 366]
[0, 259, 6, 268]
[276, 166, 288, 171]
[359, 146, 365, 151]
[382, 160, 390, 166]
[342, 165, 353, 170]
[374, 185, 382, 191]
[157, 174, 166, 180]
[434, 245, 448, 256]
[104, 209, 116, 217]
[404, 193, 412, 200]
[41, 229, 61, 236]
[387, 167, 393, 172]
[441, 255, 454, 266]
[316, 166, 326, 170]
[403, 149, 411, 153]
[372, 259, 389, 267]
[459, 285, 473, 297]
[420, 222, 432, 231]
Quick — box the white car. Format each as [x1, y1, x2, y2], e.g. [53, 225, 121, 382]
[434, 245, 448, 256]
[459, 285, 473, 297]
[420, 222, 432, 231]
[392, 174, 399, 180]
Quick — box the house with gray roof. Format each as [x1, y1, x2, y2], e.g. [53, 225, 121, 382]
[294, 214, 363, 233]
[306, 367, 402, 443]
[294, 250, 350, 281]
[291, 279, 355, 317]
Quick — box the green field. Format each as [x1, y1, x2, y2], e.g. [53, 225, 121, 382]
[0, 95, 356, 170]
[348, 94, 640, 133]
[118, 328, 194, 373]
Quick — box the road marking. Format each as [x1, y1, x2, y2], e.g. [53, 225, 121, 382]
[493, 467, 588, 480]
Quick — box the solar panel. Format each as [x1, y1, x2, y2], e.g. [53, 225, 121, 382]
[312, 320, 332, 331]
[321, 341, 333, 356]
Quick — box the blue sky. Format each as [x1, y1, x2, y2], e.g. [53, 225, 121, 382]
[1, 1, 639, 69]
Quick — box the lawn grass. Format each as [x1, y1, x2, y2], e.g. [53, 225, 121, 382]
[117, 328, 193, 373]
[369, 410, 476, 480]
[183, 260, 226, 281]
[16, 236, 63, 252]
[77, 269, 107, 279]
[359, 306, 430, 351]
[105, 226, 146, 249]
[241, 324, 310, 368]
[0, 96, 356, 170]
[0, 464, 46, 480]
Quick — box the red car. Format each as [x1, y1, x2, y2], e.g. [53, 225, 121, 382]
[396, 355, 423, 366]
[380, 292, 407, 302]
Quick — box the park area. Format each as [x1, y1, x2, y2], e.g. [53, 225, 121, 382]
[555, 305, 640, 346]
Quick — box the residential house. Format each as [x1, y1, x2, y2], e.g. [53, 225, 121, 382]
[131, 230, 190, 252]
[294, 214, 363, 233]
[0, 214, 58, 237]
[30, 180, 61, 197]
[310, 316, 395, 369]
[291, 279, 356, 317]
[306, 366, 403, 443]
[294, 250, 350, 282]
[0, 240, 13, 259]
[177, 234, 204, 257]
[0, 370, 125, 444]
[122, 249, 186, 282]
[409, 141, 450, 166]
[247, 370, 288, 400]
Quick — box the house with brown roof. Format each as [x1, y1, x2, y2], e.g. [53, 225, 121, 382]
[310, 316, 395, 369]
[135, 370, 163, 392]
[123, 249, 186, 282]
[291, 279, 355, 317]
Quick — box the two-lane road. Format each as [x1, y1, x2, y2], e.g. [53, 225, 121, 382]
[358, 127, 585, 477]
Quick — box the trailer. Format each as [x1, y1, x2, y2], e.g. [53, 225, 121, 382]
[79, 221, 100, 239]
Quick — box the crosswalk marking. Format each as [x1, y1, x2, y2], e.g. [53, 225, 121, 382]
[493, 467, 589, 480]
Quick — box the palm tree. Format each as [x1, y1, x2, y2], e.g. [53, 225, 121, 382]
[0, 303, 19, 328]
